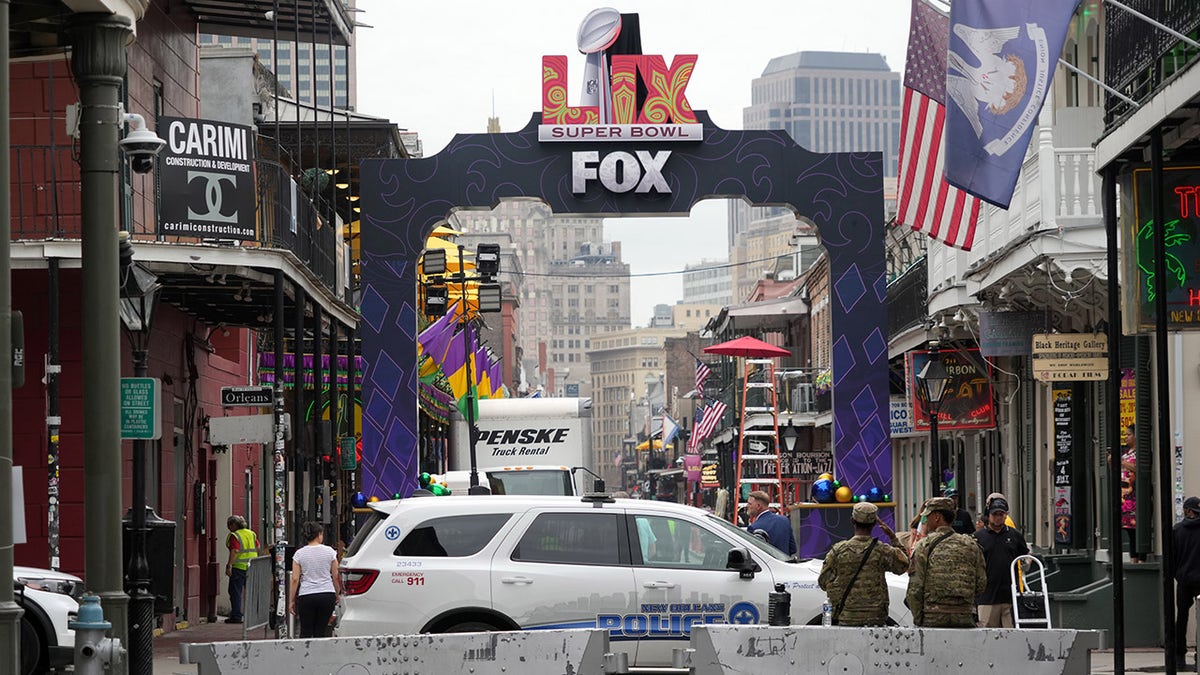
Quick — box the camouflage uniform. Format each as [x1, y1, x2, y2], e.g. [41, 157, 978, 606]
[819, 534, 909, 626]
[906, 524, 986, 627]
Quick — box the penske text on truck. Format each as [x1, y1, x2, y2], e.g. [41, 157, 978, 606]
[447, 397, 593, 495]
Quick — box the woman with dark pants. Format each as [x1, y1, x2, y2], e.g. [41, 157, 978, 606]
[289, 521, 341, 637]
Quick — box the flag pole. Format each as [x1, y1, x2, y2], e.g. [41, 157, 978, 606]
[1055, 58, 1137, 105]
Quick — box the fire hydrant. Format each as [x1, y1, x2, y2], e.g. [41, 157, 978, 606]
[71, 595, 125, 675]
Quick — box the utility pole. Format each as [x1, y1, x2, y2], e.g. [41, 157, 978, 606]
[0, 3, 24, 672]
[68, 14, 135, 672]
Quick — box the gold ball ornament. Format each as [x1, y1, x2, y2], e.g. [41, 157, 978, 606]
[835, 486, 853, 503]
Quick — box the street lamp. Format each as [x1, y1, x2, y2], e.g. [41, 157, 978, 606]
[916, 347, 951, 494]
[779, 420, 800, 453]
[118, 252, 160, 675]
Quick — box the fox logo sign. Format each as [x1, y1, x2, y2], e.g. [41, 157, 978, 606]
[572, 150, 671, 194]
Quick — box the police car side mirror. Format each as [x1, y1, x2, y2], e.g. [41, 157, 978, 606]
[726, 547, 758, 579]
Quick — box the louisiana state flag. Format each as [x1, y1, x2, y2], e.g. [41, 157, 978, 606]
[943, 0, 1078, 209]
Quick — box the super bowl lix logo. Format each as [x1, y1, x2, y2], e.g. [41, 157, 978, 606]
[539, 54, 703, 144]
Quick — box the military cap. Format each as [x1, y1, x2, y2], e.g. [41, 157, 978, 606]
[920, 497, 954, 517]
[851, 501, 878, 524]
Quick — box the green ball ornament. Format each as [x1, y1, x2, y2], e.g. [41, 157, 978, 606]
[419, 472, 432, 487]
[883, 493, 891, 502]
[832, 480, 842, 489]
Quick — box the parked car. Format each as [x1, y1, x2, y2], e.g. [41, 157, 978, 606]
[13, 566, 81, 675]
[336, 495, 910, 667]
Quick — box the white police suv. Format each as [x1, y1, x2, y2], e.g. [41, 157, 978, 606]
[337, 494, 911, 667]
[14, 565, 82, 675]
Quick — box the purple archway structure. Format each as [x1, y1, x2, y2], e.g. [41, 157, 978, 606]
[359, 112, 890, 556]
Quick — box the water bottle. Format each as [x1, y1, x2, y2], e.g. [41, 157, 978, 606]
[821, 602, 833, 627]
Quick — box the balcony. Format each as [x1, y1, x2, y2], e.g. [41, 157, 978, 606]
[925, 138, 1107, 317]
[11, 145, 349, 328]
[1103, 0, 1200, 128]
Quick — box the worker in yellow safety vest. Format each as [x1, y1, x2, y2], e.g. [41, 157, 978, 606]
[225, 515, 259, 624]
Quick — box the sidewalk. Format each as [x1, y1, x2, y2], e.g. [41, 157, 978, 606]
[1090, 648, 1196, 673]
[152, 617, 274, 675]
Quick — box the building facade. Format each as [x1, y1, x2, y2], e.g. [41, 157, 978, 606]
[681, 258, 733, 306]
[198, 27, 356, 109]
[453, 203, 631, 397]
[729, 51, 903, 250]
[588, 326, 687, 487]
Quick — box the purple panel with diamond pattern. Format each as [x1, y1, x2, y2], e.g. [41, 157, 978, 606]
[360, 112, 888, 537]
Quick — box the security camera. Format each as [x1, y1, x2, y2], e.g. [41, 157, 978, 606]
[118, 113, 167, 174]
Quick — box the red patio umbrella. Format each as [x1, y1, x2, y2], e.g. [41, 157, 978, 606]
[703, 336, 790, 358]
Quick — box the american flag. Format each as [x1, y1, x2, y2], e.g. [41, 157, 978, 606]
[695, 359, 712, 397]
[691, 399, 728, 449]
[896, 0, 981, 251]
[688, 403, 709, 451]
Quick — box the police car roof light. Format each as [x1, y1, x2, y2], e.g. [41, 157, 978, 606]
[581, 492, 615, 507]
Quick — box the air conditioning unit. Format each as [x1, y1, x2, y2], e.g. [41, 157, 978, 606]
[793, 383, 814, 412]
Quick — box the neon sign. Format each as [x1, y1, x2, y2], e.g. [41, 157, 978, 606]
[1124, 166, 1200, 330]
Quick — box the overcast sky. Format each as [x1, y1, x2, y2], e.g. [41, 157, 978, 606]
[356, 1, 912, 324]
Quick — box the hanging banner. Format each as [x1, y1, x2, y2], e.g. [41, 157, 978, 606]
[157, 117, 257, 240]
[906, 349, 995, 432]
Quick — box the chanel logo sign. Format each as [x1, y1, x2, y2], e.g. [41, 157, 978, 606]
[186, 171, 238, 223]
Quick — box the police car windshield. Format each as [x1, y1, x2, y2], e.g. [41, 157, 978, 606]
[704, 513, 795, 562]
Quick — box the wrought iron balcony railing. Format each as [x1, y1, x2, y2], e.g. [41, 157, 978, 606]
[10, 146, 339, 294]
[1104, 0, 1200, 126]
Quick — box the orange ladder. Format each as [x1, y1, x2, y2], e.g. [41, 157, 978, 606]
[735, 357, 784, 519]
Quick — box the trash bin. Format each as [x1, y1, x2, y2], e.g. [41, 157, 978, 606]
[122, 506, 177, 615]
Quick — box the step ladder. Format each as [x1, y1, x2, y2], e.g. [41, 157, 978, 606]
[735, 358, 784, 522]
[1010, 554, 1051, 628]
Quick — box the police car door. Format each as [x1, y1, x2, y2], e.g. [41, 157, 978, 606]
[490, 507, 638, 659]
[626, 511, 773, 667]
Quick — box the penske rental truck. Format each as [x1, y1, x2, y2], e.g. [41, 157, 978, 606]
[445, 397, 595, 496]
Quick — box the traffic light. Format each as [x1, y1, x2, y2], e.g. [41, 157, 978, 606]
[476, 243, 501, 277]
[425, 284, 449, 316]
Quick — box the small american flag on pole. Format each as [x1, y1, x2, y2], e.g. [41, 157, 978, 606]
[693, 400, 728, 447]
[896, 0, 981, 251]
[688, 403, 709, 451]
[695, 359, 712, 398]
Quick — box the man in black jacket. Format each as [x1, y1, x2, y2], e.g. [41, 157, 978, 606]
[945, 488, 975, 535]
[973, 495, 1029, 627]
[1173, 496, 1200, 669]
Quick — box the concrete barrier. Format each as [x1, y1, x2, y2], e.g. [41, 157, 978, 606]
[686, 625, 1105, 674]
[180, 629, 615, 675]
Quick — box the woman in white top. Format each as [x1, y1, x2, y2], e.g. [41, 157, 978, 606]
[289, 521, 341, 637]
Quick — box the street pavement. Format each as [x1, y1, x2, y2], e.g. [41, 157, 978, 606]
[149, 619, 1192, 675]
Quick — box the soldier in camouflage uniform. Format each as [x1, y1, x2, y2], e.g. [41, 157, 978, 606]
[906, 497, 987, 627]
[818, 502, 909, 626]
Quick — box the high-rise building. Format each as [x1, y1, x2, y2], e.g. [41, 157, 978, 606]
[682, 258, 733, 307]
[199, 29, 356, 109]
[728, 51, 901, 300]
[588, 326, 687, 487]
[451, 202, 631, 397]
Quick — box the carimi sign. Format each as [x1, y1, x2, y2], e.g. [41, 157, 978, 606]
[158, 117, 256, 240]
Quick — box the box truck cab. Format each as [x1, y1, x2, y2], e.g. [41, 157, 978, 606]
[448, 397, 593, 496]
